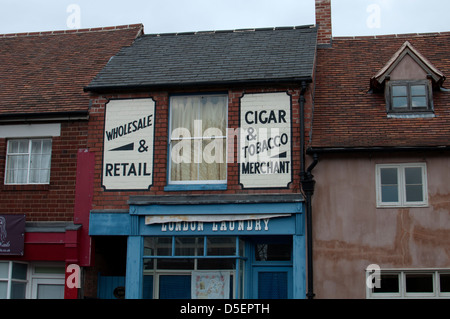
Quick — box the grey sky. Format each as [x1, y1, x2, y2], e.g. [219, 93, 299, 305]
[0, 0, 449, 36]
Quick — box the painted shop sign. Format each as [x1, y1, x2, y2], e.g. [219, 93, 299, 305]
[102, 98, 155, 190]
[0, 214, 25, 256]
[145, 214, 292, 234]
[239, 92, 292, 188]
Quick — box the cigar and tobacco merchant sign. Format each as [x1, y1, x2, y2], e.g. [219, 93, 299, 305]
[239, 92, 292, 188]
[102, 98, 155, 190]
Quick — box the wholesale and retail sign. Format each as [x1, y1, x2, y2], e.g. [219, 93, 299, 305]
[102, 98, 155, 190]
[239, 92, 292, 188]
[0, 215, 25, 256]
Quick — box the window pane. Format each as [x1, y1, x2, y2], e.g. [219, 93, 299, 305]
[197, 258, 236, 270]
[412, 96, 427, 107]
[200, 95, 227, 134]
[207, 237, 236, 256]
[37, 284, 64, 299]
[411, 85, 426, 96]
[0, 281, 7, 299]
[405, 167, 424, 202]
[392, 97, 407, 108]
[439, 274, 450, 293]
[373, 274, 400, 293]
[0, 262, 9, 278]
[392, 85, 407, 96]
[405, 185, 424, 202]
[405, 167, 422, 184]
[381, 185, 399, 202]
[380, 168, 398, 184]
[18, 140, 29, 153]
[144, 237, 172, 256]
[31, 140, 42, 154]
[10, 282, 26, 299]
[380, 168, 398, 202]
[12, 263, 27, 280]
[175, 237, 203, 256]
[255, 244, 292, 261]
[405, 274, 433, 293]
[8, 140, 19, 153]
[42, 140, 52, 153]
[157, 259, 194, 270]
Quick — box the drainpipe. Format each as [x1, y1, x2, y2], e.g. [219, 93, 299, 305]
[299, 81, 318, 299]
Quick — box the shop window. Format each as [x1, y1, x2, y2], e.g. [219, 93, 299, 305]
[367, 270, 450, 298]
[0, 262, 28, 299]
[168, 94, 227, 188]
[375, 163, 428, 207]
[5, 139, 52, 185]
[143, 236, 241, 299]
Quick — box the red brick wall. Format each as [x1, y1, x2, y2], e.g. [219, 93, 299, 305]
[315, 0, 332, 45]
[88, 86, 313, 210]
[0, 121, 88, 221]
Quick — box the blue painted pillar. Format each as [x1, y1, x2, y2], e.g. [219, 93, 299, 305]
[125, 236, 143, 299]
[292, 234, 306, 299]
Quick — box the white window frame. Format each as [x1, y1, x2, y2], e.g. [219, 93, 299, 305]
[0, 261, 29, 299]
[4, 138, 52, 185]
[375, 163, 428, 208]
[366, 269, 450, 299]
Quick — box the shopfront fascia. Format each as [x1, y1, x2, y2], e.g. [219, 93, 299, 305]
[89, 194, 306, 299]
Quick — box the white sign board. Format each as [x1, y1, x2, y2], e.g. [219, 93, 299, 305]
[239, 92, 292, 188]
[102, 98, 155, 190]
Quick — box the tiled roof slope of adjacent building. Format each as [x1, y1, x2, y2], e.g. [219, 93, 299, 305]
[310, 32, 450, 151]
[85, 25, 318, 91]
[0, 24, 143, 118]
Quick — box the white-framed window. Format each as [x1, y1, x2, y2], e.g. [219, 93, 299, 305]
[5, 138, 52, 185]
[367, 269, 450, 299]
[375, 163, 428, 208]
[0, 261, 28, 299]
[168, 94, 227, 185]
[0, 261, 65, 299]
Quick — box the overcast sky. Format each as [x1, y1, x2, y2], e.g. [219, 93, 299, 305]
[0, 0, 449, 36]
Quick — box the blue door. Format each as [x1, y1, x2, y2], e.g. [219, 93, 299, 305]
[253, 267, 292, 299]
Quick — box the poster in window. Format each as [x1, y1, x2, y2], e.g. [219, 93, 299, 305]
[0, 214, 25, 256]
[191, 271, 230, 299]
[102, 98, 155, 190]
[239, 92, 292, 188]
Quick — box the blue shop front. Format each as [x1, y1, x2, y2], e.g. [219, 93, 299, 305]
[89, 194, 306, 299]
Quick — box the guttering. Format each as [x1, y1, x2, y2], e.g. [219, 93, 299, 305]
[299, 81, 317, 300]
[307, 145, 450, 154]
[0, 110, 89, 123]
[84, 77, 313, 93]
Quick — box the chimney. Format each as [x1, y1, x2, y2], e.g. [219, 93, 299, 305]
[315, 0, 332, 45]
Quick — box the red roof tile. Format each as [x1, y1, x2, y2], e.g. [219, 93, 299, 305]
[310, 32, 450, 150]
[0, 24, 143, 117]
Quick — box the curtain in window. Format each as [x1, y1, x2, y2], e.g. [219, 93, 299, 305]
[170, 95, 227, 183]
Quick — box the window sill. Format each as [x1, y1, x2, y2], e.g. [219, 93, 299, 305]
[387, 112, 435, 119]
[164, 184, 227, 192]
[376, 203, 429, 209]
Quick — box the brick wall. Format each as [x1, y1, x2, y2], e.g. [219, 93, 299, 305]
[315, 0, 332, 45]
[0, 121, 88, 221]
[87, 86, 313, 210]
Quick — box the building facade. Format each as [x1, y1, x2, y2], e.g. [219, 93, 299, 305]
[83, 26, 317, 299]
[309, 1, 450, 298]
[0, 25, 143, 299]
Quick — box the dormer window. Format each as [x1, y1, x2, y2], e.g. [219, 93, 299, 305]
[371, 41, 445, 117]
[386, 80, 432, 113]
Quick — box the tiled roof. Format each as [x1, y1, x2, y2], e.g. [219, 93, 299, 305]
[310, 32, 450, 150]
[0, 24, 143, 117]
[85, 25, 318, 91]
